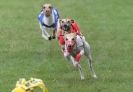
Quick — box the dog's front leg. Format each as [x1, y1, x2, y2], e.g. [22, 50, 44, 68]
[39, 23, 51, 40]
[52, 29, 56, 39]
[69, 55, 85, 80]
[75, 49, 84, 62]
[42, 27, 51, 40]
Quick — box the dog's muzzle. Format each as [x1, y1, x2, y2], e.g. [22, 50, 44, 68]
[66, 41, 75, 53]
[44, 10, 51, 17]
[62, 23, 71, 32]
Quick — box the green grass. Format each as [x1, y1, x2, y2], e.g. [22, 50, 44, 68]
[0, 0, 133, 92]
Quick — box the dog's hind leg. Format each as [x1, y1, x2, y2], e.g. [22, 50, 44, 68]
[84, 42, 97, 79]
[87, 54, 97, 79]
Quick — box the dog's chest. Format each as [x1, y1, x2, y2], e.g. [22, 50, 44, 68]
[70, 45, 79, 56]
[43, 14, 54, 25]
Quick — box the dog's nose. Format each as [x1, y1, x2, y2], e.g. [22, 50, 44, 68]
[64, 24, 67, 27]
[46, 10, 48, 12]
[68, 45, 72, 48]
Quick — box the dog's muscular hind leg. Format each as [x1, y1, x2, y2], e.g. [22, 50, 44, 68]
[87, 55, 97, 79]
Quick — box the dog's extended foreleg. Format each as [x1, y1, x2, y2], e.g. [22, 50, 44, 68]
[42, 28, 51, 40]
[40, 26, 51, 40]
[77, 63, 85, 80]
[65, 55, 85, 80]
[69, 55, 85, 80]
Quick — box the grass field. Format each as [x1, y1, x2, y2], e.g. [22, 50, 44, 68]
[0, 0, 133, 92]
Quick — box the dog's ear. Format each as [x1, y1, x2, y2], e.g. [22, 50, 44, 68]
[71, 19, 74, 23]
[48, 3, 53, 9]
[59, 19, 62, 24]
[41, 4, 45, 11]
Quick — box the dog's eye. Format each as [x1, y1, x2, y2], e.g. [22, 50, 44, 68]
[72, 38, 75, 41]
[66, 38, 68, 41]
[62, 21, 64, 23]
[67, 21, 70, 23]
[49, 6, 52, 9]
[71, 19, 74, 23]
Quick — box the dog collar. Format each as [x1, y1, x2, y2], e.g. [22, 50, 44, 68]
[42, 23, 56, 28]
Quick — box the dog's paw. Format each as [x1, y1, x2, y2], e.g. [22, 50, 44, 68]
[48, 36, 52, 40]
[93, 74, 97, 79]
[52, 36, 55, 39]
[81, 76, 85, 80]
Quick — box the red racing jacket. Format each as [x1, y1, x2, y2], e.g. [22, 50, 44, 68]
[58, 21, 81, 45]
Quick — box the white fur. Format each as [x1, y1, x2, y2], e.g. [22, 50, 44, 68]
[64, 35, 97, 80]
[39, 14, 55, 40]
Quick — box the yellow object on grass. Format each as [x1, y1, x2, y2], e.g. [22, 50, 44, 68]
[11, 78, 48, 92]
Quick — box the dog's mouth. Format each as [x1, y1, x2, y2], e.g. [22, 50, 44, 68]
[67, 46, 73, 52]
[45, 13, 51, 17]
[67, 44, 75, 52]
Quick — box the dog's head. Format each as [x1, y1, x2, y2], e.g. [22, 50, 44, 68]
[60, 19, 74, 32]
[42, 3, 53, 17]
[64, 33, 76, 52]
